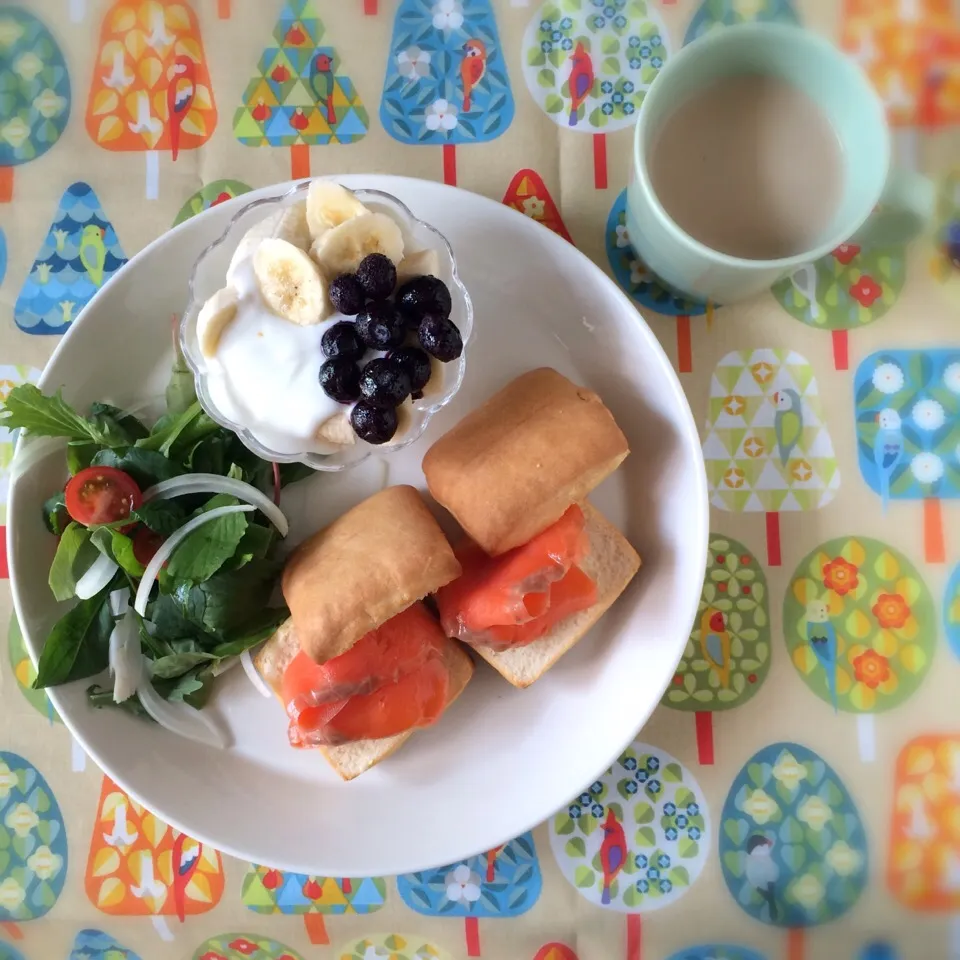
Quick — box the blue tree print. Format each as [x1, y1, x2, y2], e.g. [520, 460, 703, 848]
[381, 0, 515, 185]
[398, 832, 541, 957]
[69, 929, 142, 960]
[684, 0, 799, 45]
[666, 947, 768, 960]
[14, 182, 126, 335]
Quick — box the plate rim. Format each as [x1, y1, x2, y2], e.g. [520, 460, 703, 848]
[8, 175, 709, 874]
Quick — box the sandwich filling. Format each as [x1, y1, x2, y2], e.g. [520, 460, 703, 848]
[281, 602, 451, 747]
[435, 505, 599, 650]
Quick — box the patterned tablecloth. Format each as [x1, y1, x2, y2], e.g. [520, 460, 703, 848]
[1, 1, 959, 958]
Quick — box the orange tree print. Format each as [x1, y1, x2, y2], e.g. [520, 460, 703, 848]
[783, 536, 935, 761]
[85, 0, 217, 199]
[887, 736, 960, 955]
[85, 776, 224, 941]
[502, 169, 573, 243]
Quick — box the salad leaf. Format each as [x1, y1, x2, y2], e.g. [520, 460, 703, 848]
[88, 402, 150, 443]
[150, 649, 218, 679]
[211, 606, 289, 657]
[132, 499, 186, 536]
[90, 528, 146, 579]
[48, 522, 99, 601]
[91, 447, 183, 488]
[67, 440, 98, 475]
[87, 683, 149, 717]
[0, 385, 129, 447]
[165, 495, 248, 583]
[33, 589, 114, 688]
[166, 335, 197, 417]
[135, 402, 218, 458]
[43, 490, 69, 536]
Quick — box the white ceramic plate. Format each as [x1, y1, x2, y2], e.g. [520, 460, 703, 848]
[9, 176, 708, 877]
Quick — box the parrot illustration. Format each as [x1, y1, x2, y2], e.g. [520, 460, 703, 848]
[699, 606, 731, 689]
[310, 52, 337, 126]
[485, 843, 505, 882]
[599, 808, 627, 905]
[461, 38, 487, 113]
[79, 224, 107, 288]
[568, 42, 594, 128]
[744, 834, 779, 921]
[805, 598, 838, 713]
[167, 55, 196, 162]
[874, 408, 904, 512]
[772, 388, 803, 466]
[171, 833, 201, 922]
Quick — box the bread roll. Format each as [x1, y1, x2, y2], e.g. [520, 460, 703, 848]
[423, 368, 629, 556]
[282, 485, 461, 663]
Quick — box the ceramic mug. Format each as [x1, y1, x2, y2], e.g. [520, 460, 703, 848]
[626, 23, 934, 305]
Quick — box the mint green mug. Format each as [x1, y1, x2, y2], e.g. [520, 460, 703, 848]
[627, 23, 934, 305]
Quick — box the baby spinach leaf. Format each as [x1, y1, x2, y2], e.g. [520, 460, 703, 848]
[165, 337, 197, 417]
[166, 496, 248, 583]
[48, 522, 99, 601]
[136, 402, 203, 453]
[33, 590, 114, 688]
[87, 683, 149, 717]
[150, 649, 218, 679]
[43, 490, 69, 536]
[92, 447, 183, 488]
[88, 402, 149, 443]
[226, 523, 274, 570]
[131, 499, 186, 536]
[90, 528, 146, 579]
[210, 607, 289, 658]
[67, 440, 98, 475]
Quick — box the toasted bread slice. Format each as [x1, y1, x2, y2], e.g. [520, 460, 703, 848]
[254, 619, 474, 781]
[422, 368, 629, 556]
[470, 502, 640, 688]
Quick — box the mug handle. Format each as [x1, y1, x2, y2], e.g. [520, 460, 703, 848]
[851, 168, 936, 247]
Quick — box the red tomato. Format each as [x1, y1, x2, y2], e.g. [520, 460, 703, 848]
[132, 527, 164, 566]
[64, 467, 142, 527]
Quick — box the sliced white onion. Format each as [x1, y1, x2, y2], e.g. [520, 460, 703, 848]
[142, 475, 288, 537]
[137, 657, 229, 749]
[10, 435, 66, 483]
[76, 552, 119, 600]
[241, 648, 273, 699]
[134, 505, 254, 616]
[108, 591, 141, 704]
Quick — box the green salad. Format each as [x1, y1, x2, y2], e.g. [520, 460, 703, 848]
[0, 344, 309, 741]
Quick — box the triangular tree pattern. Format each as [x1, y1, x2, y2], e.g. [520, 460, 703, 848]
[173, 179, 252, 227]
[0, 7, 71, 202]
[85, 0, 217, 197]
[683, 0, 799, 45]
[68, 929, 142, 960]
[502, 169, 572, 242]
[15, 182, 126, 335]
[336, 933, 454, 960]
[191, 933, 305, 960]
[242, 864, 386, 945]
[85, 777, 224, 939]
[7, 612, 60, 723]
[235, 0, 368, 179]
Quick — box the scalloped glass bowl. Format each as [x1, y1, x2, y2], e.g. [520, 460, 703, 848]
[180, 181, 473, 472]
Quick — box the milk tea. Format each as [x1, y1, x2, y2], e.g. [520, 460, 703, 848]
[647, 73, 844, 261]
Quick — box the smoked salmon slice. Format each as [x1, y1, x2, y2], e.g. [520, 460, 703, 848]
[435, 505, 589, 638]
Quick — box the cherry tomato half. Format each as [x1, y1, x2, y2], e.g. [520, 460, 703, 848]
[64, 466, 142, 527]
[132, 527, 164, 567]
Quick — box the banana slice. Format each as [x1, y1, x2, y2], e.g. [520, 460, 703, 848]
[396, 248, 441, 285]
[197, 286, 239, 357]
[273, 201, 312, 251]
[253, 237, 329, 326]
[310, 212, 405, 278]
[316, 412, 356, 446]
[306, 181, 369, 242]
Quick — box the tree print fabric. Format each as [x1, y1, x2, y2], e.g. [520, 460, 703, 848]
[720, 743, 867, 927]
[173, 179, 252, 226]
[550, 742, 708, 911]
[945, 564, 960, 660]
[7, 613, 59, 722]
[336, 933, 454, 960]
[783, 536, 935, 713]
[14, 182, 126, 335]
[521, 0, 669, 132]
[502, 169, 572, 242]
[684, 0, 799, 44]
[191, 933, 305, 960]
[0, 752, 67, 925]
[68, 929, 142, 960]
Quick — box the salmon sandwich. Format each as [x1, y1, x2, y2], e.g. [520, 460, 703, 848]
[255, 485, 473, 780]
[424, 368, 641, 688]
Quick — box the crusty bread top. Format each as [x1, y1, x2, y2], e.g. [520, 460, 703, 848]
[282, 485, 461, 663]
[422, 368, 629, 555]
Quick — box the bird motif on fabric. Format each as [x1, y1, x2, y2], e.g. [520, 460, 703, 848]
[744, 834, 779, 921]
[773, 388, 803, 466]
[79, 224, 107, 288]
[874, 408, 904, 512]
[599, 807, 627, 905]
[171, 833, 201, 922]
[461, 39, 487, 113]
[805, 598, 838, 713]
[568, 42, 594, 128]
[699, 606, 731, 689]
[310, 52, 337, 126]
[167, 55, 196, 162]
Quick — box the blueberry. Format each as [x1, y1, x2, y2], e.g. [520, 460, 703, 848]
[319, 358, 361, 404]
[359, 357, 411, 408]
[355, 253, 397, 301]
[418, 314, 462, 362]
[356, 302, 405, 350]
[351, 401, 398, 444]
[389, 346, 432, 397]
[396, 275, 452, 322]
[328, 274, 365, 315]
[321, 321, 364, 361]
